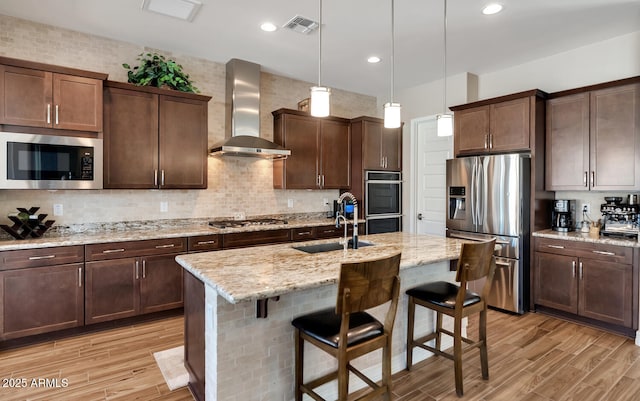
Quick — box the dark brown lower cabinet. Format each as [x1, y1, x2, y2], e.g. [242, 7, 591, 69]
[0, 263, 84, 340]
[140, 253, 183, 314]
[534, 237, 636, 330]
[184, 270, 205, 401]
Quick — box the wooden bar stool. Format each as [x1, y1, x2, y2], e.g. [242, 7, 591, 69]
[405, 239, 496, 397]
[291, 252, 402, 401]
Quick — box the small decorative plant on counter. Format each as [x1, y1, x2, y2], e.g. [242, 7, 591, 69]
[122, 52, 199, 93]
[1, 207, 55, 240]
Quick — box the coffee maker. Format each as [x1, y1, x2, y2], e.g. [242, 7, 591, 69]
[552, 199, 575, 232]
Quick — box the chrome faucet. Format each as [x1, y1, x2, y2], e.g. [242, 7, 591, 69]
[335, 192, 358, 249]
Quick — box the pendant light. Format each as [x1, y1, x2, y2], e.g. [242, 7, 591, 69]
[383, 0, 401, 129]
[437, 0, 453, 136]
[310, 0, 331, 117]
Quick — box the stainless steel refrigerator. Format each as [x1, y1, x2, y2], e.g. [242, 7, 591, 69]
[446, 154, 530, 314]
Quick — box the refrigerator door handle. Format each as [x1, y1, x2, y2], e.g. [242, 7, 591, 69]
[470, 160, 477, 226]
[475, 160, 483, 228]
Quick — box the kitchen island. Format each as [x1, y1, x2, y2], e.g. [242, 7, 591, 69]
[175, 232, 468, 401]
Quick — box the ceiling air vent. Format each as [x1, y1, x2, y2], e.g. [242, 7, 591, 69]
[283, 15, 319, 34]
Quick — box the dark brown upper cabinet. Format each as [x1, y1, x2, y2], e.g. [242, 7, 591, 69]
[351, 116, 402, 172]
[0, 57, 106, 133]
[272, 108, 351, 190]
[103, 81, 211, 189]
[546, 78, 640, 191]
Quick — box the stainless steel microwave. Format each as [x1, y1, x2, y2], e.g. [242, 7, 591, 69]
[0, 132, 103, 189]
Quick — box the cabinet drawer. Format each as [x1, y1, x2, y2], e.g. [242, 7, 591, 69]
[534, 237, 633, 264]
[0, 245, 84, 270]
[291, 227, 317, 242]
[316, 225, 342, 239]
[85, 237, 187, 261]
[222, 229, 290, 249]
[188, 235, 222, 252]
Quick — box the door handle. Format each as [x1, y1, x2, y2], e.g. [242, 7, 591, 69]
[583, 171, 588, 187]
[135, 260, 140, 280]
[579, 261, 583, 280]
[489, 134, 493, 149]
[47, 104, 51, 124]
[590, 171, 595, 187]
[484, 134, 488, 149]
[55, 104, 59, 125]
[417, 213, 423, 220]
[572, 260, 576, 278]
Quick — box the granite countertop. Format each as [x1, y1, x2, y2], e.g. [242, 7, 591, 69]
[0, 215, 355, 252]
[533, 229, 640, 248]
[175, 232, 466, 304]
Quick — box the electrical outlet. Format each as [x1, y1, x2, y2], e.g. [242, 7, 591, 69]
[53, 204, 63, 216]
[323, 198, 329, 206]
[160, 201, 168, 213]
[233, 212, 245, 220]
[583, 203, 590, 213]
[287, 199, 294, 208]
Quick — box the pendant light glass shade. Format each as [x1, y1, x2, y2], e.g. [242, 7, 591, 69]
[310, 86, 331, 117]
[310, 0, 330, 117]
[384, 102, 401, 128]
[436, 113, 453, 136]
[383, 0, 401, 129]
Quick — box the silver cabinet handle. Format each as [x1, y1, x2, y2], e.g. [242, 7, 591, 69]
[321, 175, 325, 187]
[47, 104, 51, 124]
[583, 171, 588, 187]
[155, 244, 176, 249]
[592, 250, 615, 256]
[197, 240, 217, 245]
[28, 254, 55, 260]
[142, 259, 146, 278]
[135, 260, 140, 280]
[572, 260, 576, 278]
[102, 248, 125, 254]
[154, 170, 158, 187]
[590, 171, 595, 187]
[489, 134, 493, 149]
[55, 104, 59, 125]
[78, 267, 82, 287]
[381, 157, 384, 168]
[579, 261, 583, 280]
[546, 244, 565, 249]
[298, 231, 311, 235]
[316, 175, 321, 187]
[161, 170, 165, 186]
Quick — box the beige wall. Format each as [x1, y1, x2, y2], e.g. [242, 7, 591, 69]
[0, 15, 377, 225]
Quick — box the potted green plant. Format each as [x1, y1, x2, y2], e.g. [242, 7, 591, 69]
[122, 52, 199, 93]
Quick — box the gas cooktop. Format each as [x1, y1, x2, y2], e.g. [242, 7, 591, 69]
[208, 218, 288, 229]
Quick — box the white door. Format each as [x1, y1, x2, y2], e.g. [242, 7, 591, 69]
[414, 116, 453, 236]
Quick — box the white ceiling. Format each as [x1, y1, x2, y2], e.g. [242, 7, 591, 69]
[0, 0, 638, 98]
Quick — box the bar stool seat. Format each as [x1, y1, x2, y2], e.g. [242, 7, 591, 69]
[292, 252, 402, 401]
[406, 282, 481, 309]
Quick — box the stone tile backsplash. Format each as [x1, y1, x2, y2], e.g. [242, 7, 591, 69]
[0, 14, 377, 226]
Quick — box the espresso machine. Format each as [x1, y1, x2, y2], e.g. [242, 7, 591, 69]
[600, 197, 639, 237]
[552, 199, 575, 232]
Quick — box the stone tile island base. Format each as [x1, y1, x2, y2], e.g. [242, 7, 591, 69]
[205, 261, 458, 401]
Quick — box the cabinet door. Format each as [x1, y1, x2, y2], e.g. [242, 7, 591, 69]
[85, 258, 139, 324]
[320, 119, 350, 188]
[0, 263, 84, 340]
[280, 114, 320, 189]
[454, 106, 490, 155]
[533, 252, 578, 314]
[53, 74, 103, 132]
[103, 87, 159, 188]
[579, 258, 633, 327]
[184, 271, 206, 401]
[159, 95, 208, 189]
[545, 93, 590, 190]
[139, 253, 184, 314]
[363, 120, 383, 169]
[490, 97, 530, 152]
[382, 126, 402, 171]
[0, 65, 52, 127]
[590, 83, 640, 190]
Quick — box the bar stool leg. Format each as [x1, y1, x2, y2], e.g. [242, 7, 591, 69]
[338, 353, 349, 400]
[406, 297, 416, 369]
[295, 330, 303, 401]
[382, 336, 392, 401]
[435, 312, 443, 352]
[480, 308, 489, 380]
[453, 313, 464, 396]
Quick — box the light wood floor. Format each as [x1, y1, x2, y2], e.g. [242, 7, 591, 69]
[0, 311, 639, 401]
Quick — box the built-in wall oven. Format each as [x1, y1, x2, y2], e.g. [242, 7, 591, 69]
[0, 132, 103, 189]
[365, 171, 402, 234]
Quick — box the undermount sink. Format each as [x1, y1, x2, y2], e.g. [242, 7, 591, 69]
[293, 240, 374, 254]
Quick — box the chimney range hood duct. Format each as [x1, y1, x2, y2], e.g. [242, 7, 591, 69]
[209, 59, 291, 159]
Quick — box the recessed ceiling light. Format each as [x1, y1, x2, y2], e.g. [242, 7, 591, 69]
[367, 56, 381, 64]
[141, 0, 202, 22]
[261, 22, 277, 32]
[482, 3, 503, 15]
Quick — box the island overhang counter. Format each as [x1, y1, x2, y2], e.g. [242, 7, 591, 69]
[175, 232, 468, 401]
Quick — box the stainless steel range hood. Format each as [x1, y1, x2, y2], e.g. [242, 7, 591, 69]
[209, 59, 290, 159]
